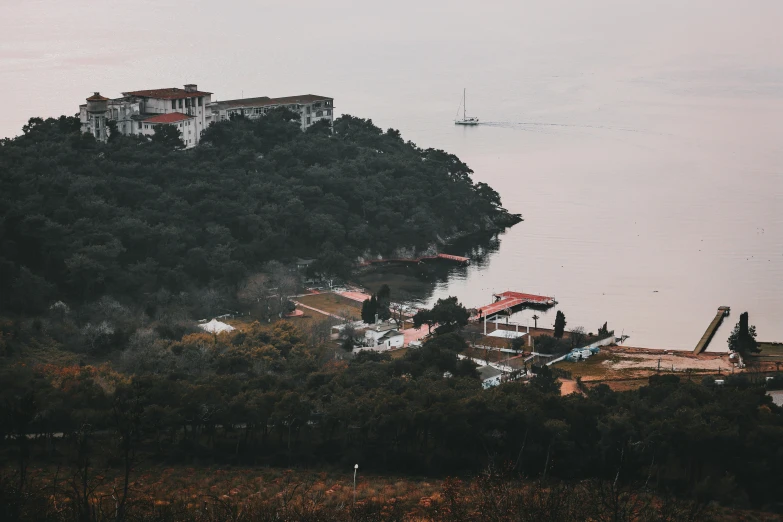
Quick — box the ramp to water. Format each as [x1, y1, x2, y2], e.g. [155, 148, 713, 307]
[693, 306, 731, 354]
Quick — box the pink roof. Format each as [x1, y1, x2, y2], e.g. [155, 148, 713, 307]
[143, 112, 192, 124]
[495, 291, 555, 304]
[124, 88, 211, 100]
[474, 291, 556, 318]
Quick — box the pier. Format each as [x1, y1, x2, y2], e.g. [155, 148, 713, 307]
[474, 290, 556, 320]
[693, 306, 731, 354]
[360, 253, 470, 266]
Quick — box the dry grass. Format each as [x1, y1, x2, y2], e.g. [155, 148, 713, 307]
[757, 342, 783, 358]
[296, 293, 362, 318]
[555, 352, 632, 380]
[388, 347, 408, 359]
[19, 464, 443, 518]
[555, 348, 732, 385]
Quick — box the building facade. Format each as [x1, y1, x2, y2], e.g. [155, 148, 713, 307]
[363, 323, 404, 350]
[79, 86, 334, 146]
[206, 94, 334, 131]
[79, 84, 212, 149]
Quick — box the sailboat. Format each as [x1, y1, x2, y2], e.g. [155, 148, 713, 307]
[454, 88, 479, 125]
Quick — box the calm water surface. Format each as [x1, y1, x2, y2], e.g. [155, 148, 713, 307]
[3, 0, 782, 349]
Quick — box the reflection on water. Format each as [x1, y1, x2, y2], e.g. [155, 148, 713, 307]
[355, 232, 502, 303]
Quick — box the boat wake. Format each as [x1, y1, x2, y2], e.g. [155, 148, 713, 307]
[477, 121, 661, 135]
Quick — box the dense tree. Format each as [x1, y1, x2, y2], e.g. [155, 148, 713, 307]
[598, 321, 609, 335]
[412, 309, 435, 334]
[376, 284, 391, 321]
[361, 298, 376, 324]
[150, 124, 185, 149]
[553, 310, 567, 338]
[430, 297, 470, 334]
[570, 326, 586, 348]
[0, 323, 781, 511]
[727, 311, 760, 356]
[0, 114, 519, 313]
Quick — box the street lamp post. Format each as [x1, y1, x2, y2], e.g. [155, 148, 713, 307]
[353, 464, 358, 505]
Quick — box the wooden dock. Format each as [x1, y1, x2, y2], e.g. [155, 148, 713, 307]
[693, 306, 731, 354]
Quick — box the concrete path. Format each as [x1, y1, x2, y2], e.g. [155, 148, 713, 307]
[292, 301, 344, 320]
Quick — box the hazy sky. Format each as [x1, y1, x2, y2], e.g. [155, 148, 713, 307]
[2, 0, 781, 139]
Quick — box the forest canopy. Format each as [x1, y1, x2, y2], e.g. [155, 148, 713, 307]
[0, 111, 520, 313]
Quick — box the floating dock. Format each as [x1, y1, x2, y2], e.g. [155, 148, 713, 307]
[474, 291, 557, 319]
[693, 306, 731, 354]
[360, 253, 470, 266]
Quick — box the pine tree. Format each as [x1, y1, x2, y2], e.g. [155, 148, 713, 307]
[554, 311, 567, 339]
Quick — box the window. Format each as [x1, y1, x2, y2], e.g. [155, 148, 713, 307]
[325, 100, 332, 107]
[326, 109, 332, 116]
[172, 100, 176, 109]
[313, 102, 321, 108]
[178, 99, 183, 109]
[138, 122, 142, 129]
[144, 124, 149, 129]
[306, 117, 311, 125]
[316, 110, 323, 117]
[198, 97, 203, 106]
[306, 106, 311, 114]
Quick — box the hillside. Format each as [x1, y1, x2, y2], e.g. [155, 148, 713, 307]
[0, 111, 520, 313]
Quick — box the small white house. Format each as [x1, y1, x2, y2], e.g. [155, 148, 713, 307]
[364, 323, 404, 350]
[478, 365, 503, 389]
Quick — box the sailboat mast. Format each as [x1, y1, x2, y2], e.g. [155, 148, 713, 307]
[463, 88, 466, 120]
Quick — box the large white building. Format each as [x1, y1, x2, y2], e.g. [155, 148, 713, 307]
[79, 84, 213, 148]
[79, 87, 334, 147]
[206, 94, 334, 131]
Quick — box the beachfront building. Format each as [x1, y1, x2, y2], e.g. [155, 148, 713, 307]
[206, 94, 334, 131]
[79, 84, 213, 148]
[363, 323, 405, 350]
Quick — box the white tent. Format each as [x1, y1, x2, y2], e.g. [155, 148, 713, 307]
[198, 319, 235, 334]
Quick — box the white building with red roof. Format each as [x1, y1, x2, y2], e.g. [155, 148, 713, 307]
[79, 85, 335, 147]
[206, 94, 334, 131]
[79, 84, 212, 148]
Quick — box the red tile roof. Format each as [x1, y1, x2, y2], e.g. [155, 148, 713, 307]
[86, 92, 109, 101]
[123, 88, 212, 100]
[211, 94, 332, 110]
[211, 96, 271, 110]
[142, 112, 193, 124]
[267, 94, 332, 105]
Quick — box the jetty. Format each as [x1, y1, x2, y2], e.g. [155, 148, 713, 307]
[360, 253, 470, 267]
[474, 291, 557, 320]
[693, 306, 731, 354]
